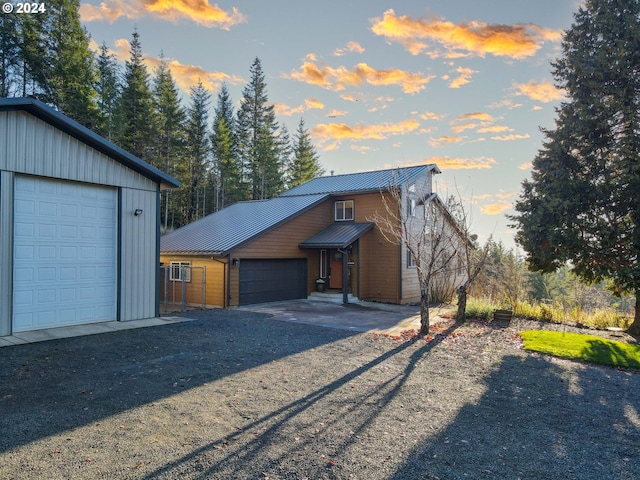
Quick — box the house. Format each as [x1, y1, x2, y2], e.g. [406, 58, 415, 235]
[0, 97, 180, 336]
[160, 163, 467, 308]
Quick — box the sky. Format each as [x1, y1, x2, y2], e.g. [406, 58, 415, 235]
[78, 0, 583, 249]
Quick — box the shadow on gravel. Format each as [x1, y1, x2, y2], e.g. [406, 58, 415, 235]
[138, 320, 462, 479]
[0, 310, 357, 454]
[388, 354, 640, 480]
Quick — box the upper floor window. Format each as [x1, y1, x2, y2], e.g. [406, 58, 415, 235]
[407, 198, 416, 217]
[335, 200, 354, 221]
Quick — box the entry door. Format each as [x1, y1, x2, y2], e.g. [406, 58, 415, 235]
[12, 176, 117, 332]
[329, 250, 343, 289]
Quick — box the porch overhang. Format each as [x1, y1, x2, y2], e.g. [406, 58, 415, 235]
[299, 222, 374, 249]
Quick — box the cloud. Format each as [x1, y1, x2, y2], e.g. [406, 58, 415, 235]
[333, 41, 366, 56]
[457, 112, 495, 122]
[491, 133, 531, 141]
[514, 80, 565, 103]
[311, 119, 420, 145]
[427, 156, 497, 169]
[273, 98, 325, 117]
[287, 61, 435, 94]
[371, 9, 562, 59]
[448, 66, 477, 88]
[451, 122, 478, 133]
[327, 109, 347, 117]
[519, 162, 533, 170]
[477, 125, 513, 133]
[80, 0, 246, 28]
[420, 111, 445, 121]
[429, 135, 463, 147]
[481, 202, 512, 215]
[340, 93, 360, 102]
[109, 39, 243, 92]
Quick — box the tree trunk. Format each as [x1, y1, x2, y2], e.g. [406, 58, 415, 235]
[628, 291, 640, 336]
[420, 288, 430, 335]
[456, 285, 467, 323]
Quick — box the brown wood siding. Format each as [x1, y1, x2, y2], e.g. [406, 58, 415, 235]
[332, 192, 401, 303]
[228, 201, 333, 306]
[159, 255, 225, 307]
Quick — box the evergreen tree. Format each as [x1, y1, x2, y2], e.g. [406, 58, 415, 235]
[288, 118, 324, 188]
[95, 42, 121, 141]
[0, 13, 19, 96]
[153, 56, 185, 229]
[15, 13, 48, 97]
[46, 0, 98, 128]
[237, 57, 285, 200]
[211, 83, 245, 209]
[510, 0, 640, 334]
[118, 28, 156, 161]
[178, 81, 211, 224]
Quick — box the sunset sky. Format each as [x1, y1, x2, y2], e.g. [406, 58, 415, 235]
[79, 0, 582, 248]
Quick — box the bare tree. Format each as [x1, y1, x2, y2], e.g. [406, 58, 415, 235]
[368, 179, 467, 335]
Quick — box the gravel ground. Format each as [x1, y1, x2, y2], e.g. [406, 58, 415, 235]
[1, 309, 639, 480]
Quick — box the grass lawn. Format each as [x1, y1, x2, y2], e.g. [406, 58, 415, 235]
[520, 330, 640, 369]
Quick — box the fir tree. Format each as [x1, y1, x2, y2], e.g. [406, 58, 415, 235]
[510, 0, 640, 335]
[0, 13, 19, 96]
[95, 42, 121, 141]
[118, 28, 156, 161]
[153, 56, 185, 229]
[288, 118, 324, 188]
[237, 57, 285, 200]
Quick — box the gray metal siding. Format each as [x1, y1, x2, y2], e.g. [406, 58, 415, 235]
[119, 187, 158, 321]
[0, 111, 157, 192]
[0, 171, 14, 336]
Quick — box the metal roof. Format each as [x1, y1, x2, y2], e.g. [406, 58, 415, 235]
[281, 164, 440, 197]
[160, 193, 330, 255]
[299, 222, 375, 249]
[0, 97, 180, 189]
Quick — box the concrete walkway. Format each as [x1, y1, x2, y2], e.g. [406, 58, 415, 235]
[0, 316, 189, 348]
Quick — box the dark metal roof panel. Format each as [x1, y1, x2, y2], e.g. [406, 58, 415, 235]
[281, 164, 440, 197]
[160, 193, 330, 254]
[0, 97, 180, 189]
[299, 222, 375, 249]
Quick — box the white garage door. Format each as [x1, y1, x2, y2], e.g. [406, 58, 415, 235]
[12, 176, 117, 332]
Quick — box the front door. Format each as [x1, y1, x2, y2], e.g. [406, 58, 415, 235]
[329, 250, 343, 289]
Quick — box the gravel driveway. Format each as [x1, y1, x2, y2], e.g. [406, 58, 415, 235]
[1, 308, 639, 479]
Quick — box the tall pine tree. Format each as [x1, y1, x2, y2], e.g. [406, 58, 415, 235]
[0, 13, 19, 96]
[153, 56, 185, 229]
[95, 42, 121, 141]
[118, 28, 156, 161]
[237, 57, 285, 200]
[288, 118, 324, 188]
[510, 0, 640, 335]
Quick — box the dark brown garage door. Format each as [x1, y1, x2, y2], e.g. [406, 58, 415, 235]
[239, 258, 307, 305]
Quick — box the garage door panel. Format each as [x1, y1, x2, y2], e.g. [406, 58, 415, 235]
[239, 259, 307, 306]
[12, 176, 117, 333]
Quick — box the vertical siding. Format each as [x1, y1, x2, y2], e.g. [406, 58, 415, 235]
[0, 171, 14, 335]
[120, 187, 158, 321]
[0, 111, 156, 191]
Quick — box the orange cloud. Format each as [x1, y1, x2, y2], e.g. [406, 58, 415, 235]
[274, 98, 325, 117]
[514, 80, 565, 103]
[312, 119, 420, 145]
[491, 133, 531, 141]
[327, 109, 347, 117]
[519, 162, 533, 170]
[287, 61, 435, 94]
[451, 122, 478, 133]
[110, 39, 243, 92]
[420, 111, 445, 121]
[456, 112, 495, 122]
[334, 41, 366, 56]
[80, 0, 246, 28]
[477, 125, 513, 133]
[429, 136, 464, 147]
[449, 66, 477, 88]
[481, 202, 512, 215]
[371, 9, 561, 59]
[305, 98, 325, 110]
[428, 156, 496, 169]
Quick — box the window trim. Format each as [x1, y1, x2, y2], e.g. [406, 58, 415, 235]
[335, 200, 354, 221]
[407, 250, 415, 268]
[169, 261, 191, 282]
[320, 249, 327, 278]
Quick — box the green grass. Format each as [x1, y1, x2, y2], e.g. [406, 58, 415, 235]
[520, 330, 640, 369]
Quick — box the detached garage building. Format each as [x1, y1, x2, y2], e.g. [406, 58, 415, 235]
[0, 98, 179, 336]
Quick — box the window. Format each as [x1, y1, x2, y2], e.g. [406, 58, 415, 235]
[335, 200, 354, 221]
[320, 249, 327, 278]
[170, 261, 191, 282]
[407, 250, 415, 268]
[407, 198, 416, 217]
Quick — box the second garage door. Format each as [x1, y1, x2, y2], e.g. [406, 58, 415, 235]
[12, 176, 117, 332]
[239, 258, 307, 306]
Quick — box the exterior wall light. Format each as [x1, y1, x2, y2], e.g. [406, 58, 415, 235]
[134, 209, 143, 216]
